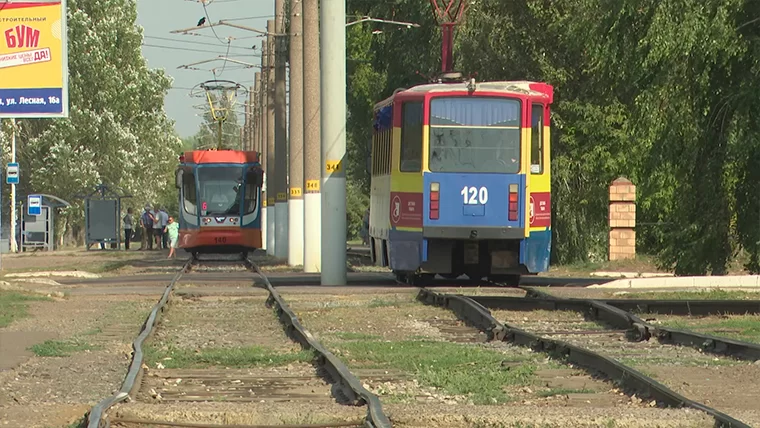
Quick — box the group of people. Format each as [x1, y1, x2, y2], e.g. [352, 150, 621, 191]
[122, 205, 180, 258]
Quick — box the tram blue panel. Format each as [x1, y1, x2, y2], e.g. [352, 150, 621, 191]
[423, 173, 525, 228]
[520, 229, 551, 273]
[388, 229, 423, 271]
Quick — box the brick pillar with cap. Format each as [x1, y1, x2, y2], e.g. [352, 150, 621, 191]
[609, 177, 636, 261]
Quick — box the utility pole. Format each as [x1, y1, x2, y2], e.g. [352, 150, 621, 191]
[260, 41, 270, 252]
[9, 119, 16, 254]
[265, 20, 276, 256]
[288, 0, 304, 267]
[302, 0, 321, 273]
[274, 0, 289, 260]
[320, 0, 347, 285]
[253, 74, 261, 152]
[243, 100, 250, 150]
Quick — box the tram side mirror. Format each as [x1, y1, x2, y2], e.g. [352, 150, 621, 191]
[175, 169, 183, 189]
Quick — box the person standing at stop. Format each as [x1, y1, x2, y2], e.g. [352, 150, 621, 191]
[123, 208, 134, 250]
[164, 216, 180, 259]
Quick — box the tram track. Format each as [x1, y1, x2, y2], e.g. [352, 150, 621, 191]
[418, 287, 760, 427]
[85, 253, 391, 428]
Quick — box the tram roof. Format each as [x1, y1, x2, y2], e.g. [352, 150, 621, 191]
[373, 80, 553, 110]
[180, 149, 261, 165]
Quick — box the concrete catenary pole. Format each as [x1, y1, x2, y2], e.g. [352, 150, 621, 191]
[274, 0, 289, 260]
[265, 20, 276, 256]
[259, 45, 268, 251]
[248, 85, 255, 150]
[253, 73, 261, 153]
[302, 0, 321, 273]
[243, 99, 250, 150]
[288, 0, 304, 267]
[320, 0, 347, 285]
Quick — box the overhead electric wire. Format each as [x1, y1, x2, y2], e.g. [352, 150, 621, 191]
[201, 0, 228, 44]
[142, 43, 259, 56]
[219, 14, 275, 22]
[145, 35, 255, 50]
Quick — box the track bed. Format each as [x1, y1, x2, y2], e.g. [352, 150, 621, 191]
[489, 307, 760, 426]
[104, 260, 367, 427]
[279, 288, 715, 427]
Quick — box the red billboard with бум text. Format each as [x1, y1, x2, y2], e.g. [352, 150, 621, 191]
[0, 0, 69, 118]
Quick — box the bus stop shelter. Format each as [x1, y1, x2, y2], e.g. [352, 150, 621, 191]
[76, 184, 132, 250]
[19, 194, 71, 252]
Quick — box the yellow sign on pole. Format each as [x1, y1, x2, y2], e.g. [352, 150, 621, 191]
[0, 0, 69, 118]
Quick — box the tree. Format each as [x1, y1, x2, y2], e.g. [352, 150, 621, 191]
[0, 0, 181, 244]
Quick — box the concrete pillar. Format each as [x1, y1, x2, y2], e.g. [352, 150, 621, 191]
[609, 177, 636, 261]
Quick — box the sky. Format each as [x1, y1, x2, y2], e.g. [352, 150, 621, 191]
[135, 0, 273, 138]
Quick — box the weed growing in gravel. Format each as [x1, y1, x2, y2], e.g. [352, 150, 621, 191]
[334, 332, 382, 341]
[0, 291, 52, 327]
[367, 296, 410, 308]
[31, 339, 101, 357]
[534, 387, 595, 397]
[145, 344, 314, 369]
[335, 340, 536, 404]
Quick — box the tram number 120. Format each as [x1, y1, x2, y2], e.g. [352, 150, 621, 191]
[215, 237, 227, 244]
[461, 186, 489, 205]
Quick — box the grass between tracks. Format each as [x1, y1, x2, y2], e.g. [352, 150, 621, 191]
[334, 339, 537, 404]
[0, 291, 52, 327]
[144, 343, 314, 369]
[289, 292, 542, 404]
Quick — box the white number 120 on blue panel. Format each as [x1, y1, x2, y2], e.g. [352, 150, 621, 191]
[461, 186, 488, 205]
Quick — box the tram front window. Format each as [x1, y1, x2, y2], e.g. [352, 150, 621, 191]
[428, 97, 522, 174]
[198, 166, 244, 216]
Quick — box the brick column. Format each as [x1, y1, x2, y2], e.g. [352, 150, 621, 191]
[609, 177, 636, 261]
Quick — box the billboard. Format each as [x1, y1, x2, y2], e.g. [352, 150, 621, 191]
[0, 0, 68, 118]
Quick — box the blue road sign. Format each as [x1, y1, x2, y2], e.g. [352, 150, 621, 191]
[28, 195, 42, 216]
[6, 163, 19, 185]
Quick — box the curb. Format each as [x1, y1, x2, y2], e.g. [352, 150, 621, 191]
[588, 275, 760, 289]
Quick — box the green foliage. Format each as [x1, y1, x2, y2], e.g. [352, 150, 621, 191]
[0, 0, 182, 244]
[342, 0, 760, 273]
[346, 179, 369, 240]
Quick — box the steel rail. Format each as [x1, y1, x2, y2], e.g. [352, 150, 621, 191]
[519, 286, 760, 316]
[86, 257, 195, 428]
[417, 288, 751, 428]
[245, 257, 392, 428]
[506, 288, 760, 361]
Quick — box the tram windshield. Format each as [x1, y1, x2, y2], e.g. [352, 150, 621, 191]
[428, 97, 521, 174]
[197, 166, 244, 216]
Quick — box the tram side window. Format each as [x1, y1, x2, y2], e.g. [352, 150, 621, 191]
[182, 172, 197, 215]
[530, 104, 544, 174]
[243, 171, 259, 214]
[400, 102, 423, 172]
